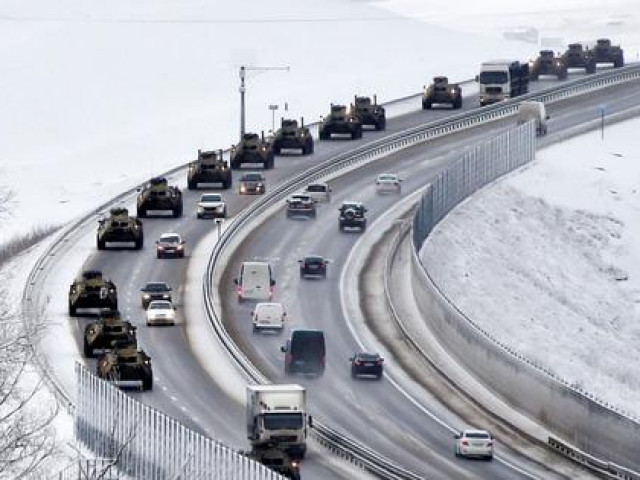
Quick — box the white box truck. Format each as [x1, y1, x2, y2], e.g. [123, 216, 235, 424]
[246, 384, 309, 458]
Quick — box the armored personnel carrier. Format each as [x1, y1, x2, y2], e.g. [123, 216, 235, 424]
[230, 133, 275, 170]
[68, 270, 118, 316]
[530, 50, 568, 80]
[352, 95, 386, 130]
[592, 38, 624, 68]
[83, 311, 136, 358]
[561, 43, 596, 74]
[187, 149, 232, 190]
[136, 177, 183, 218]
[96, 207, 143, 250]
[242, 446, 301, 480]
[96, 340, 153, 391]
[272, 118, 314, 155]
[422, 77, 462, 109]
[318, 104, 362, 140]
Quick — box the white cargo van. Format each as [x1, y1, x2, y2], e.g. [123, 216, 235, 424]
[234, 261, 275, 302]
[252, 302, 286, 331]
[517, 101, 549, 135]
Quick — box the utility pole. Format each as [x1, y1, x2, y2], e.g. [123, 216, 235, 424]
[239, 65, 290, 138]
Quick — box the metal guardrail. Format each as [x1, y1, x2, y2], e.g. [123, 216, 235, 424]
[202, 64, 640, 478]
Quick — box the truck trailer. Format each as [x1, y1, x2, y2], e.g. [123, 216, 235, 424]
[478, 60, 530, 106]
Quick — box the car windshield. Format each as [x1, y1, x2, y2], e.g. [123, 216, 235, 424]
[149, 301, 172, 310]
[465, 432, 490, 439]
[263, 413, 303, 430]
[306, 185, 326, 193]
[160, 235, 180, 244]
[144, 283, 169, 292]
[378, 175, 396, 181]
[201, 194, 222, 202]
[243, 174, 263, 182]
[304, 256, 324, 264]
[356, 353, 380, 361]
[479, 71, 508, 84]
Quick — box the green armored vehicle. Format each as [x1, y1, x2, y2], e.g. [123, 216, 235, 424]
[319, 104, 362, 140]
[272, 118, 314, 155]
[96, 340, 153, 391]
[187, 149, 232, 190]
[83, 311, 136, 358]
[136, 177, 183, 218]
[592, 38, 624, 68]
[353, 95, 386, 130]
[68, 270, 118, 316]
[530, 50, 568, 80]
[422, 77, 462, 109]
[230, 133, 275, 170]
[561, 43, 596, 74]
[96, 207, 144, 250]
[243, 446, 301, 480]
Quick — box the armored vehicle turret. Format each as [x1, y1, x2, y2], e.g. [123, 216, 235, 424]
[422, 77, 462, 109]
[136, 177, 183, 218]
[272, 118, 314, 155]
[83, 311, 136, 358]
[68, 270, 118, 316]
[187, 149, 232, 190]
[530, 50, 568, 80]
[561, 43, 596, 74]
[96, 340, 153, 391]
[243, 446, 301, 480]
[96, 207, 143, 250]
[318, 104, 362, 140]
[352, 95, 386, 130]
[592, 38, 624, 68]
[230, 132, 275, 170]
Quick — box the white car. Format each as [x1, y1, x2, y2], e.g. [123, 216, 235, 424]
[196, 193, 227, 219]
[252, 302, 286, 332]
[454, 429, 494, 460]
[375, 173, 402, 193]
[146, 300, 176, 326]
[304, 182, 332, 203]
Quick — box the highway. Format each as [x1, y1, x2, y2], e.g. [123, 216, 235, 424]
[61, 74, 640, 479]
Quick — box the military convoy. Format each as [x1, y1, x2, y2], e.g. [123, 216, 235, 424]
[422, 77, 462, 109]
[592, 38, 624, 68]
[352, 95, 386, 130]
[68, 270, 118, 316]
[97, 339, 153, 391]
[136, 177, 183, 218]
[529, 50, 568, 80]
[96, 208, 144, 250]
[83, 311, 137, 358]
[188, 149, 232, 190]
[562, 43, 597, 74]
[230, 133, 275, 170]
[272, 118, 314, 155]
[319, 104, 363, 140]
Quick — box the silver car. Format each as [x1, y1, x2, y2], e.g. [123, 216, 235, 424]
[454, 429, 494, 460]
[304, 182, 332, 203]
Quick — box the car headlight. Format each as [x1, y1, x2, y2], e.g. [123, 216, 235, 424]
[143, 294, 150, 299]
[177, 245, 184, 250]
[256, 183, 263, 188]
[197, 206, 204, 212]
[163, 294, 170, 299]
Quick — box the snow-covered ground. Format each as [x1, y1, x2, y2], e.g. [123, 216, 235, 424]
[423, 118, 640, 419]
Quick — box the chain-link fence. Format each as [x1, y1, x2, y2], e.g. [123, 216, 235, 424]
[74, 363, 284, 480]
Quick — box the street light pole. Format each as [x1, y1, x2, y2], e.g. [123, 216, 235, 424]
[239, 66, 246, 138]
[269, 104, 279, 133]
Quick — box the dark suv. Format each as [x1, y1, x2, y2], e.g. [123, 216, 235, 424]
[140, 282, 172, 309]
[339, 201, 367, 231]
[281, 329, 326, 376]
[350, 352, 384, 379]
[299, 255, 328, 278]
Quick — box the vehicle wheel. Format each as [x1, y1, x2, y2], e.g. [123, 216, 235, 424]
[143, 375, 153, 391]
[530, 71, 539, 81]
[454, 96, 462, 109]
[306, 141, 314, 155]
[558, 70, 568, 80]
[614, 56, 624, 68]
[135, 238, 143, 250]
[424, 101, 433, 110]
[351, 369, 357, 378]
[486, 455, 493, 461]
[83, 338, 93, 358]
[319, 129, 327, 140]
[273, 145, 281, 155]
[137, 207, 146, 218]
[69, 302, 77, 317]
[376, 118, 386, 130]
[223, 178, 232, 189]
[230, 161, 240, 170]
[146, 321, 150, 326]
[173, 207, 181, 218]
[376, 372, 383, 380]
[586, 62, 596, 74]
[97, 238, 106, 250]
[187, 180, 197, 190]
[156, 253, 161, 259]
[196, 213, 202, 219]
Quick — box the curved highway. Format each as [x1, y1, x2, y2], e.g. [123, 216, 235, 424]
[61, 74, 640, 479]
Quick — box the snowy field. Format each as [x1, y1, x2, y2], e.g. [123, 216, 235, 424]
[423, 118, 640, 419]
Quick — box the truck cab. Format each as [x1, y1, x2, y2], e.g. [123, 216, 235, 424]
[478, 60, 529, 106]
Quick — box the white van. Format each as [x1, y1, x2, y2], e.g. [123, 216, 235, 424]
[517, 101, 549, 136]
[234, 261, 275, 302]
[252, 302, 286, 331]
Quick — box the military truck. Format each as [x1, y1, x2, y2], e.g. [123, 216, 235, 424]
[529, 50, 568, 81]
[561, 43, 596, 74]
[422, 77, 462, 109]
[242, 446, 301, 480]
[187, 149, 232, 190]
[352, 95, 386, 130]
[230, 133, 275, 170]
[272, 118, 314, 155]
[96, 340, 153, 391]
[592, 38, 624, 68]
[136, 177, 183, 218]
[83, 311, 137, 358]
[318, 104, 362, 140]
[68, 270, 118, 316]
[96, 207, 144, 250]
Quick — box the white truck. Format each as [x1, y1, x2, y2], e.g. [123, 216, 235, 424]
[246, 384, 310, 458]
[478, 59, 530, 106]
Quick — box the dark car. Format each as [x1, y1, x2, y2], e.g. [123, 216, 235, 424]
[339, 201, 367, 232]
[350, 352, 384, 379]
[155, 232, 185, 258]
[298, 255, 328, 278]
[140, 282, 172, 309]
[281, 329, 326, 376]
[239, 172, 266, 195]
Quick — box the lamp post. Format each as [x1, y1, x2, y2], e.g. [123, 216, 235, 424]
[269, 104, 279, 133]
[214, 218, 223, 242]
